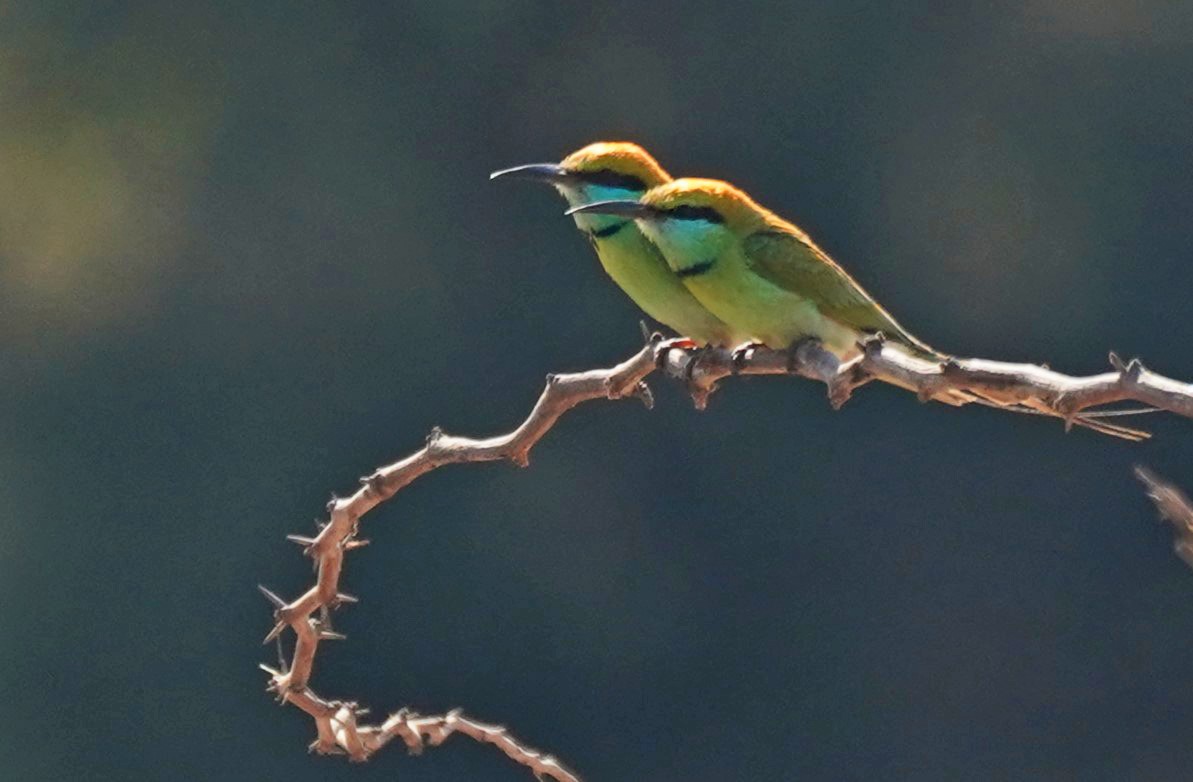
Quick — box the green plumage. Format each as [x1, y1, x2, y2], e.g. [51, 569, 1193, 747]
[741, 229, 935, 356]
[491, 143, 745, 346]
[583, 218, 741, 346]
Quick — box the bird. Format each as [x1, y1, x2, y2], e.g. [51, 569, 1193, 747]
[568, 177, 1149, 440]
[489, 143, 745, 346]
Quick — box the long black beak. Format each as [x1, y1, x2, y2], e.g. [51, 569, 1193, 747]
[565, 200, 657, 219]
[489, 163, 573, 183]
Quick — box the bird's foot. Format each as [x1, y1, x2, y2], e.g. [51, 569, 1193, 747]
[730, 341, 766, 374]
[654, 337, 700, 370]
[684, 344, 712, 382]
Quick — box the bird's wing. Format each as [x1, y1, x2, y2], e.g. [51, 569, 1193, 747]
[742, 228, 932, 354]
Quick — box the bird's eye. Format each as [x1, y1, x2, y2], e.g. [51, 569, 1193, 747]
[579, 169, 647, 191]
[666, 205, 724, 223]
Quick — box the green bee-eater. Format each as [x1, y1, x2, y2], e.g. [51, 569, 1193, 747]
[569, 178, 1147, 439]
[490, 143, 745, 346]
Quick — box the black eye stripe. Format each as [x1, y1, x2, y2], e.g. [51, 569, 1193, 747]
[588, 222, 626, 239]
[576, 168, 647, 190]
[665, 205, 724, 223]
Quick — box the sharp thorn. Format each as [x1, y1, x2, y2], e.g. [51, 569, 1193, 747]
[275, 634, 289, 672]
[257, 584, 287, 609]
[286, 534, 317, 547]
[262, 621, 286, 644]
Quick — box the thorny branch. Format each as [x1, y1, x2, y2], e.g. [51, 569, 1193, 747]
[260, 333, 1193, 780]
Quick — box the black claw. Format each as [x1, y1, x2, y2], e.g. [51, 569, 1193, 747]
[938, 357, 963, 377]
[730, 343, 761, 374]
[785, 343, 802, 375]
[359, 473, 385, 495]
[684, 345, 709, 382]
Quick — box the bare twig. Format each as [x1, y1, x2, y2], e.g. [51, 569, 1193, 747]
[1135, 466, 1193, 568]
[260, 335, 1193, 779]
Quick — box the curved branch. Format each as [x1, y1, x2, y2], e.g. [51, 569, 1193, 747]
[259, 335, 1193, 780]
[258, 341, 662, 780]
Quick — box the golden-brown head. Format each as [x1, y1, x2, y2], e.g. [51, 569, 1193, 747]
[558, 142, 671, 189]
[490, 142, 672, 226]
[490, 141, 669, 191]
[638, 177, 782, 232]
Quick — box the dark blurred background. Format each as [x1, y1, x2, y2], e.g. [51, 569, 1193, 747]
[3, 2, 1193, 779]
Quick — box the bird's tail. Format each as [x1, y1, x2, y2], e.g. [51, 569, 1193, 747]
[881, 338, 1152, 441]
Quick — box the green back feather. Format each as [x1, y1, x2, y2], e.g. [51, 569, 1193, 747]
[742, 228, 935, 355]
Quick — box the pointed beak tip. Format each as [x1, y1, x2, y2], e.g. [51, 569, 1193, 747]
[488, 163, 569, 183]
